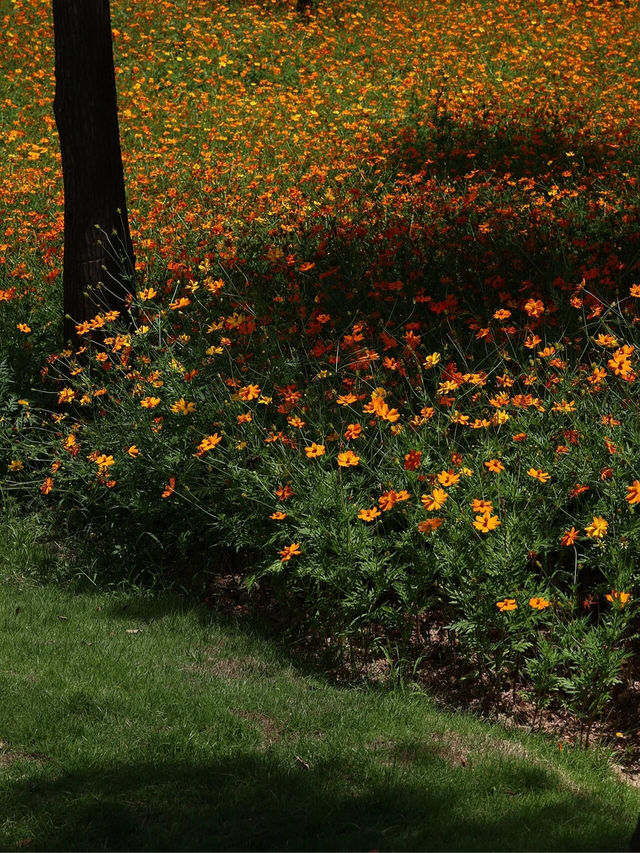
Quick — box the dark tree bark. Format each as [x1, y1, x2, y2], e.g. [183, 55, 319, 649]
[52, 0, 135, 345]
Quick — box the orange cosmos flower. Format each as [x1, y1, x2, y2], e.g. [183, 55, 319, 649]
[417, 518, 443, 534]
[421, 489, 448, 511]
[470, 499, 493, 514]
[605, 590, 631, 607]
[270, 511, 287, 520]
[568, 483, 589, 498]
[524, 334, 542, 349]
[378, 490, 397, 511]
[473, 513, 501, 533]
[127, 445, 140, 458]
[137, 287, 157, 300]
[169, 296, 191, 310]
[496, 598, 517, 612]
[337, 450, 360, 467]
[41, 477, 54, 495]
[204, 278, 224, 294]
[524, 298, 544, 318]
[358, 507, 381, 522]
[626, 481, 640, 505]
[336, 393, 357, 406]
[437, 469, 460, 487]
[527, 468, 550, 483]
[305, 443, 326, 458]
[344, 423, 362, 440]
[484, 459, 505, 473]
[493, 309, 511, 320]
[280, 542, 301, 562]
[404, 450, 422, 470]
[275, 484, 294, 501]
[513, 433, 527, 443]
[239, 384, 261, 401]
[560, 527, 579, 546]
[161, 477, 176, 498]
[16, 323, 31, 333]
[529, 597, 551, 610]
[196, 433, 223, 455]
[585, 516, 608, 539]
[140, 396, 161, 408]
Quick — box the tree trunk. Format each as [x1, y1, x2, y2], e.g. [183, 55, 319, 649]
[52, 0, 135, 345]
[630, 813, 640, 852]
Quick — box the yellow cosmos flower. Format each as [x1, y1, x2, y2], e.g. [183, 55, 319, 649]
[527, 468, 551, 483]
[94, 454, 115, 468]
[585, 516, 608, 539]
[58, 388, 75, 405]
[421, 489, 448, 511]
[423, 352, 441, 369]
[140, 396, 161, 408]
[137, 287, 157, 301]
[170, 398, 196, 415]
[337, 450, 360, 467]
[473, 513, 501, 533]
[305, 443, 326, 458]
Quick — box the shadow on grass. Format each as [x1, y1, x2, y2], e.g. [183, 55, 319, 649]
[0, 752, 633, 852]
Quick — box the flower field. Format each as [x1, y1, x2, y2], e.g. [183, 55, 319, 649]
[2, 0, 640, 740]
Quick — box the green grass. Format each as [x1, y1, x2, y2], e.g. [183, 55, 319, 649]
[0, 517, 639, 851]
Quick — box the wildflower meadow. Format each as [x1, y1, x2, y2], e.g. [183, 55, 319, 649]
[2, 0, 640, 750]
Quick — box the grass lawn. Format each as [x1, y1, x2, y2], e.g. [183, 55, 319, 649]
[1, 519, 639, 852]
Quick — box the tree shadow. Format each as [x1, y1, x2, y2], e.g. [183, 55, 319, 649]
[0, 751, 633, 852]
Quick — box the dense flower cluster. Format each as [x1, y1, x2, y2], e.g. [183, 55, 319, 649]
[2, 0, 640, 728]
